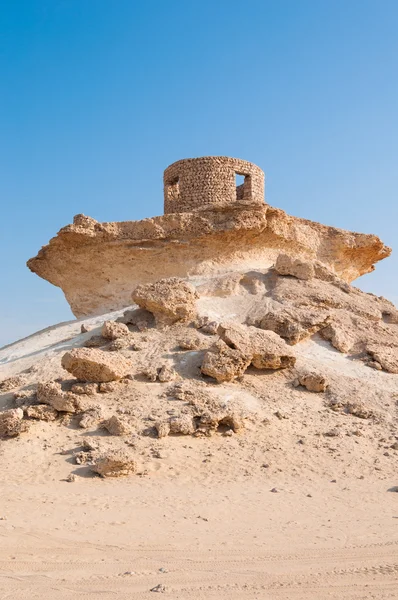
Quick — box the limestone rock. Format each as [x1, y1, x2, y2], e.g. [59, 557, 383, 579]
[101, 320, 130, 340]
[27, 203, 390, 318]
[217, 322, 296, 370]
[70, 382, 98, 395]
[0, 408, 24, 437]
[258, 308, 331, 345]
[169, 415, 196, 435]
[201, 339, 251, 383]
[320, 323, 355, 353]
[0, 375, 25, 392]
[98, 381, 118, 393]
[158, 365, 177, 383]
[24, 404, 58, 421]
[103, 415, 133, 436]
[366, 345, 398, 374]
[132, 277, 199, 326]
[155, 421, 171, 438]
[298, 371, 328, 392]
[91, 450, 137, 477]
[37, 381, 79, 413]
[275, 254, 315, 280]
[61, 348, 132, 382]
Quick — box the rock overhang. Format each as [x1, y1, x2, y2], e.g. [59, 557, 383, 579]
[27, 156, 391, 318]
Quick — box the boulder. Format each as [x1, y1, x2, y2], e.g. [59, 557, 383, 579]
[298, 371, 328, 392]
[132, 277, 199, 325]
[61, 348, 132, 382]
[101, 320, 130, 340]
[201, 339, 251, 383]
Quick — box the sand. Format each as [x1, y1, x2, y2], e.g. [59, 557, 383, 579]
[1, 297, 398, 599]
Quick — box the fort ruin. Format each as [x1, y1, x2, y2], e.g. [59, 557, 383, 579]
[163, 156, 265, 214]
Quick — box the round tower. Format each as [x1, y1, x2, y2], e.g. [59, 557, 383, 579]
[163, 156, 265, 214]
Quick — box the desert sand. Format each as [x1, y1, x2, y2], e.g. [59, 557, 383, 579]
[1, 262, 398, 599]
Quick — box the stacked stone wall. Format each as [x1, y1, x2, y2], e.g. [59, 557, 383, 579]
[163, 156, 265, 214]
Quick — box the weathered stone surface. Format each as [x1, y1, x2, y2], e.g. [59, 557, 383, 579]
[25, 404, 58, 421]
[116, 307, 154, 328]
[103, 415, 133, 436]
[275, 254, 315, 280]
[178, 331, 209, 350]
[91, 450, 137, 477]
[101, 320, 130, 340]
[108, 337, 132, 351]
[132, 277, 198, 325]
[61, 348, 132, 382]
[217, 322, 296, 370]
[158, 365, 177, 383]
[258, 308, 331, 345]
[154, 415, 196, 438]
[0, 408, 24, 437]
[201, 339, 251, 383]
[70, 382, 98, 395]
[0, 375, 25, 392]
[37, 381, 79, 413]
[366, 345, 398, 374]
[298, 371, 328, 392]
[169, 415, 196, 435]
[27, 202, 390, 318]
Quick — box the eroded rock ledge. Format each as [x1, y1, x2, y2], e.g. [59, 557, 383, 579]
[27, 204, 390, 317]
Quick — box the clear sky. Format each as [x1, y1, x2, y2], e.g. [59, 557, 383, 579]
[0, 0, 397, 347]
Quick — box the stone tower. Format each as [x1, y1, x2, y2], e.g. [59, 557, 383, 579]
[163, 156, 265, 214]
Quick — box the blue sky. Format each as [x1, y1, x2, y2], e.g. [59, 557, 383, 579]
[0, 0, 397, 347]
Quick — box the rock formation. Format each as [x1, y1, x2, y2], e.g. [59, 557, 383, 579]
[27, 157, 390, 317]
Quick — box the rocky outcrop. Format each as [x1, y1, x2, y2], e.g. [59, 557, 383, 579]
[27, 204, 390, 317]
[61, 348, 132, 382]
